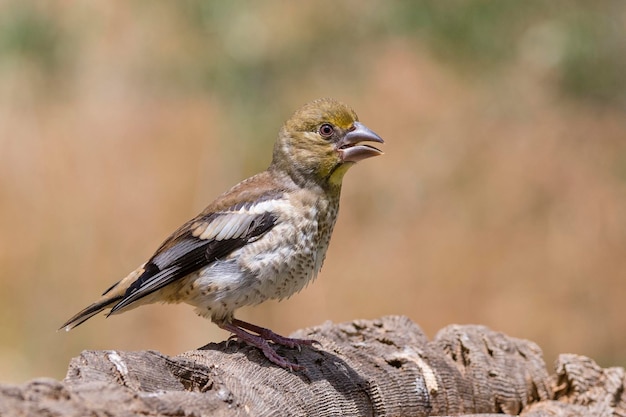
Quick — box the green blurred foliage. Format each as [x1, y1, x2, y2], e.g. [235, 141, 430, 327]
[390, 0, 536, 67]
[0, 2, 72, 87]
[1, 1, 624, 105]
[0, 5, 61, 67]
[391, 0, 626, 105]
[559, 8, 626, 104]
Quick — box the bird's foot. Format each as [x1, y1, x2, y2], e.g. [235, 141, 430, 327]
[221, 321, 305, 371]
[232, 318, 319, 350]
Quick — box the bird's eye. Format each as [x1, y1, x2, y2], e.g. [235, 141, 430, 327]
[319, 123, 334, 138]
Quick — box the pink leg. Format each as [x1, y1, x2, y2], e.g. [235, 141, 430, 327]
[219, 319, 319, 370]
[232, 318, 319, 349]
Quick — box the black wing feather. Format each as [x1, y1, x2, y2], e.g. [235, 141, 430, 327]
[108, 211, 277, 314]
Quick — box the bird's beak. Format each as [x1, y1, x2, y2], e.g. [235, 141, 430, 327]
[337, 122, 384, 163]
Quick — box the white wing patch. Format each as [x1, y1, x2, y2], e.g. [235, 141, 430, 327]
[192, 200, 285, 241]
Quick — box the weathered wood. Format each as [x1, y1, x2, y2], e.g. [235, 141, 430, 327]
[0, 316, 624, 416]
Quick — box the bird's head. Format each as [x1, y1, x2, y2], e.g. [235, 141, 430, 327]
[271, 98, 384, 190]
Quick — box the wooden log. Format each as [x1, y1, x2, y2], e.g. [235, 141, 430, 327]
[0, 316, 624, 416]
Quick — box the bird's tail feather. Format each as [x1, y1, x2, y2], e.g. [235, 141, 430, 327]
[59, 264, 147, 331]
[59, 296, 122, 332]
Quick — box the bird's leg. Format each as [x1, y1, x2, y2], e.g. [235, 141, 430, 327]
[231, 318, 319, 349]
[219, 322, 304, 371]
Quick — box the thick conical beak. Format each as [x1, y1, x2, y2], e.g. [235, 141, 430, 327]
[337, 122, 384, 163]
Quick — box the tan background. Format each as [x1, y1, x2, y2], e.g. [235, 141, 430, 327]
[1, 1, 625, 383]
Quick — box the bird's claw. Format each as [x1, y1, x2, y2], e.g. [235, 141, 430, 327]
[262, 345, 305, 371]
[221, 320, 318, 371]
[230, 318, 320, 349]
[268, 334, 318, 350]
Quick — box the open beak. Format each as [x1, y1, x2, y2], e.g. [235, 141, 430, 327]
[337, 122, 384, 163]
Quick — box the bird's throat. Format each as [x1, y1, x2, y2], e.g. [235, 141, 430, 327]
[326, 162, 353, 188]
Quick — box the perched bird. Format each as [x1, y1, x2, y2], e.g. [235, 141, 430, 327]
[61, 98, 384, 370]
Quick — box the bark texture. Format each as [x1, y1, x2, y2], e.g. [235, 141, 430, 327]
[1, 316, 624, 416]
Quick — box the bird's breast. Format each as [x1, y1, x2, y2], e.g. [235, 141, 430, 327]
[239, 190, 339, 298]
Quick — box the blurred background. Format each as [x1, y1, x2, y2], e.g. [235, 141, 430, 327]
[1, 0, 625, 383]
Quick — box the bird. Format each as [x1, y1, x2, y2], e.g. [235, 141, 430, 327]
[60, 98, 384, 370]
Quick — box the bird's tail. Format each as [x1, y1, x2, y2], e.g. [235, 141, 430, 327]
[59, 296, 122, 331]
[59, 263, 147, 331]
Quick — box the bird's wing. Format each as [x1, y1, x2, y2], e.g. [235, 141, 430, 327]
[107, 197, 281, 315]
